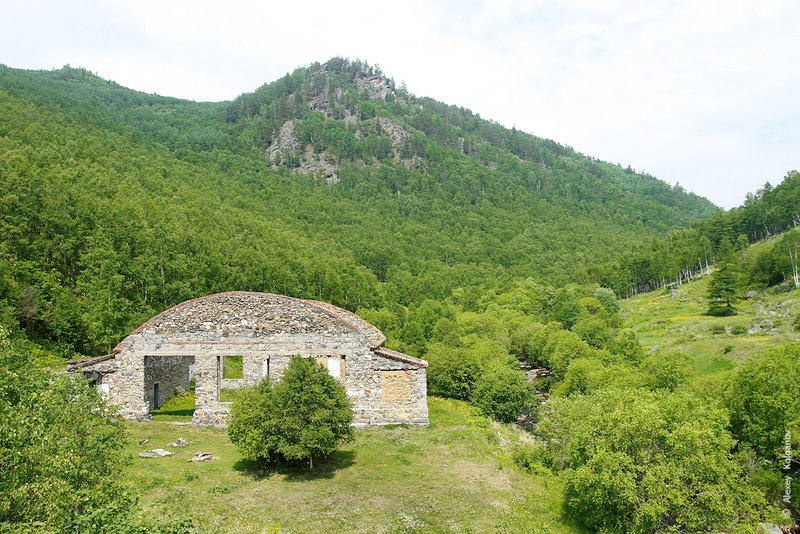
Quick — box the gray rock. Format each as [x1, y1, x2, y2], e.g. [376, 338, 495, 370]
[139, 451, 157, 458]
[150, 448, 172, 456]
[191, 451, 214, 462]
[168, 438, 188, 447]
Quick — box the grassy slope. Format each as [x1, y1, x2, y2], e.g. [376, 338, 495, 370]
[123, 397, 581, 534]
[622, 274, 800, 373]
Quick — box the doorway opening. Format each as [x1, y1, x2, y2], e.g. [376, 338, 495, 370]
[144, 355, 196, 420]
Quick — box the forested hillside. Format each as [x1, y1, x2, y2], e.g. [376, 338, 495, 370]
[588, 169, 800, 296]
[0, 59, 715, 354]
[2, 58, 798, 533]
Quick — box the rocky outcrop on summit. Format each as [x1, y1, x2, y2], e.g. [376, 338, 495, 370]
[259, 61, 416, 184]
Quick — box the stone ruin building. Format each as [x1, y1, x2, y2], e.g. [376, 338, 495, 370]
[68, 292, 429, 427]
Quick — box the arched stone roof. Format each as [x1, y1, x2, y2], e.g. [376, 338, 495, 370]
[114, 292, 384, 352]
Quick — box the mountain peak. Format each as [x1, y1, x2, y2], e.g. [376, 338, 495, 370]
[226, 57, 418, 184]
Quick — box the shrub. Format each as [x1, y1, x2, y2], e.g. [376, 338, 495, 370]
[551, 286, 585, 329]
[0, 328, 195, 532]
[532, 377, 553, 393]
[509, 320, 545, 363]
[558, 357, 606, 396]
[511, 443, 551, 475]
[592, 287, 620, 315]
[471, 368, 536, 423]
[640, 350, 693, 391]
[727, 344, 800, 481]
[571, 316, 612, 348]
[540, 389, 767, 533]
[425, 344, 483, 400]
[226, 379, 278, 463]
[545, 329, 592, 379]
[605, 330, 645, 364]
[227, 355, 354, 469]
[0, 330, 123, 527]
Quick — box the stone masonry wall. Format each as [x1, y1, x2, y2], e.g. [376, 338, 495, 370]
[100, 292, 428, 427]
[143, 355, 193, 410]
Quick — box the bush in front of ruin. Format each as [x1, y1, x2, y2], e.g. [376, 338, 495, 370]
[227, 355, 354, 469]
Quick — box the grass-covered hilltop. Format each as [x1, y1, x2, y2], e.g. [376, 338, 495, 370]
[0, 58, 798, 533]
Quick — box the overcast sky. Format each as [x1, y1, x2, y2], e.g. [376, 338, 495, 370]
[2, 0, 798, 208]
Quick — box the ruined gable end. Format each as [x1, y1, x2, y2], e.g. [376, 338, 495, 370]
[67, 292, 428, 427]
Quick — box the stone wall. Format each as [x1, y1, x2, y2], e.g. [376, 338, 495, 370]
[143, 355, 193, 410]
[93, 292, 428, 427]
[348, 351, 429, 427]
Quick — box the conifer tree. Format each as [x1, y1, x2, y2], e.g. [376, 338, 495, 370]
[706, 241, 741, 316]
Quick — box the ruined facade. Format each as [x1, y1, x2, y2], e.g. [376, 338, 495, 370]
[68, 292, 428, 427]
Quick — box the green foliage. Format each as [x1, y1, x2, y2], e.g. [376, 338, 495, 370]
[0, 327, 194, 532]
[571, 316, 612, 348]
[0, 328, 124, 527]
[226, 379, 277, 463]
[511, 443, 551, 475]
[471, 368, 536, 423]
[425, 344, 483, 400]
[727, 344, 800, 463]
[544, 329, 592, 379]
[640, 350, 693, 391]
[0, 60, 718, 354]
[227, 356, 354, 469]
[592, 287, 620, 314]
[557, 357, 608, 396]
[540, 389, 768, 533]
[588, 171, 800, 297]
[605, 330, 645, 364]
[707, 242, 743, 316]
[274, 356, 355, 464]
[551, 286, 585, 329]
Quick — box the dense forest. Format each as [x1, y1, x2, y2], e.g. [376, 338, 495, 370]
[586, 170, 800, 296]
[1, 59, 798, 533]
[0, 59, 716, 354]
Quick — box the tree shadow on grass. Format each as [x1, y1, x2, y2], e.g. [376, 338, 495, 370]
[233, 449, 356, 481]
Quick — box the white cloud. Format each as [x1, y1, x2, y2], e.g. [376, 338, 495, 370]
[1, 0, 797, 208]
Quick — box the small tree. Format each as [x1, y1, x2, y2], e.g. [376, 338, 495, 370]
[226, 379, 278, 463]
[592, 287, 620, 315]
[471, 368, 536, 423]
[707, 241, 742, 316]
[228, 356, 354, 470]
